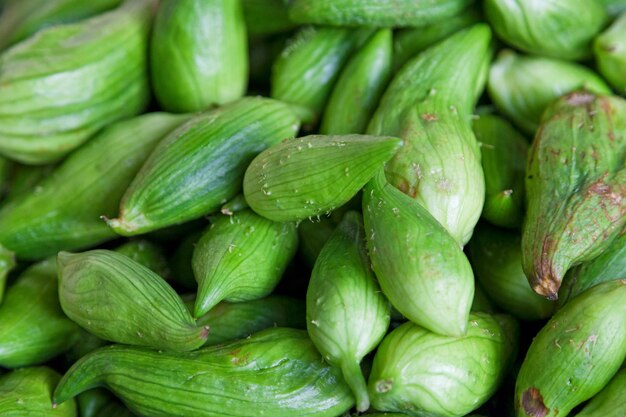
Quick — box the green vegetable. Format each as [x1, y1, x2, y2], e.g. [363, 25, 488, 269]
[0, 244, 15, 304]
[115, 240, 170, 279]
[64, 329, 108, 366]
[575, 368, 626, 417]
[595, 12, 626, 94]
[242, 0, 296, 35]
[220, 193, 249, 216]
[94, 401, 136, 417]
[297, 217, 337, 266]
[598, 0, 626, 16]
[77, 389, 111, 417]
[3, 162, 55, 202]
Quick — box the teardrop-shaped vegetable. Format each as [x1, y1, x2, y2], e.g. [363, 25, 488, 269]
[473, 114, 528, 229]
[114, 240, 170, 279]
[108, 97, 300, 236]
[522, 92, 626, 299]
[363, 170, 474, 337]
[151, 0, 247, 112]
[244, 134, 402, 222]
[0, 260, 81, 368]
[0, 367, 77, 416]
[575, 368, 626, 417]
[515, 280, 626, 417]
[192, 210, 298, 317]
[307, 211, 390, 412]
[0, 244, 15, 304]
[484, 0, 606, 60]
[488, 50, 612, 134]
[57, 250, 208, 351]
[368, 25, 491, 245]
[242, 0, 296, 35]
[594, 13, 626, 94]
[369, 313, 518, 417]
[0, 0, 153, 164]
[53, 328, 355, 417]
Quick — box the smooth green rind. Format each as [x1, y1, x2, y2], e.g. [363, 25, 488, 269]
[367, 25, 490, 245]
[369, 313, 517, 417]
[488, 50, 612, 134]
[0, 113, 188, 260]
[109, 97, 300, 235]
[522, 92, 626, 299]
[151, 0, 247, 112]
[307, 211, 390, 412]
[53, 328, 355, 417]
[595, 13, 626, 94]
[57, 250, 208, 352]
[0, 0, 153, 164]
[0, 367, 77, 416]
[484, 0, 606, 60]
[473, 114, 528, 229]
[192, 210, 298, 317]
[114, 240, 170, 279]
[363, 170, 474, 337]
[320, 29, 392, 135]
[575, 368, 626, 417]
[469, 224, 555, 321]
[0, 244, 15, 303]
[514, 280, 626, 417]
[0, 260, 80, 368]
[242, 0, 296, 35]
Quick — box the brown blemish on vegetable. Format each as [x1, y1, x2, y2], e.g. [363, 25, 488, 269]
[375, 378, 393, 393]
[420, 113, 438, 122]
[521, 387, 549, 417]
[566, 92, 594, 106]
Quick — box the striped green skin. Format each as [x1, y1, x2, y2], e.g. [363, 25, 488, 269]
[369, 314, 517, 417]
[53, 328, 355, 417]
[367, 25, 490, 246]
[0, 244, 15, 304]
[192, 210, 298, 317]
[0, 0, 153, 164]
[595, 13, 626, 94]
[0, 260, 81, 368]
[0, 113, 188, 260]
[522, 93, 626, 299]
[515, 280, 626, 417]
[363, 170, 474, 337]
[242, 0, 296, 35]
[484, 0, 606, 60]
[115, 240, 170, 279]
[472, 114, 528, 229]
[271, 27, 371, 124]
[288, 0, 475, 28]
[576, 369, 626, 417]
[108, 97, 301, 236]
[0, 367, 77, 417]
[151, 0, 247, 113]
[320, 29, 392, 135]
[244, 134, 402, 222]
[307, 211, 390, 412]
[488, 51, 612, 135]
[57, 250, 209, 352]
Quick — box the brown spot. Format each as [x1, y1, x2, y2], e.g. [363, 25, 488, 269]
[200, 326, 210, 339]
[521, 387, 549, 417]
[420, 113, 438, 122]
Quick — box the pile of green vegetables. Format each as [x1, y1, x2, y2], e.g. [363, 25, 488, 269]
[0, 0, 624, 416]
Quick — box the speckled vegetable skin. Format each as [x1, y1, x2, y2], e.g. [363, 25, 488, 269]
[0, 0, 153, 164]
[576, 368, 626, 417]
[242, 0, 295, 35]
[307, 211, 390, 412]
[53, 328, 355, 417]
[0, 113, 188, 261]
[488, 51, 611, 134]
[108, 97, 300, 236]
[595, 13, 626, 94]
[514, 280, 626, 417]
[0, 244, 15, 304]
[484, 0, 606, 60]
[0, 367, 77, 416]
[369, 313, 518, 417]
[0, 260, 80, 368]
[192, 210, 298, 317]
[363, 170, 474, 337]
[151, 0, 247, 112]
[57, 250, 208, 351]
[368, 25, 490, 245]
[288, 0, 475, 27]
[522, 92, 626, 299]
[244, 134, 402, 222]
[115, 240, 170, 279]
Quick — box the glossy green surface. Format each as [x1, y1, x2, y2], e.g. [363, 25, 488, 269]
[242, 0, 295, 35]
[575, 368, 626, 417]
[595, 12, 626, 94]
[0, 244, 15, 303]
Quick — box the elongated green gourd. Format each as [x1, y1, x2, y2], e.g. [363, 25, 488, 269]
[484, 0, 606, 60]
[115, 240, 170, 279]
[575, 368, 626, 417]
[53, 328, 355, 417]
[0, 0, 153, 164]
[368, 25, 491, 245]
[0, 260, 81, 368]
[307, 211, 390, 412]
[192, 210, 298, 317]
[369, 313, 518, 417]
[595, 13, 626, 94]
[320, 29, 392, 135]
[515, 280, 626, 417]
[0, 244, 15, 304]
[57, 250, 208, 351]
[363, 170, 474, 336]
[151, 0, 247, 112]
[522, 92, 626, 299]
[473, 114, 528, 228]
[244, 134, 402, 222]
[488, 50, 612, 134]
[108, 97, 300, 236]
[242, 0, 296, 35]
[0, 367, 77, 416]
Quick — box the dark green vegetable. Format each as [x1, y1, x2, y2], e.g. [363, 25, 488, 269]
[0, 244, 15, 304]
[115, 240, 170, 279]
[77, 389, 111, 417]
[594, 12, 626, 94]
[242, 0, 296, 35]
[220, 193, 249, 216]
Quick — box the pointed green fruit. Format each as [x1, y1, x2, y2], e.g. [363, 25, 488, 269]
[242, 0, 296, 36]
[575, 368, 626, 417]
[57, 250, 208, 351]
[0, 244, 15, 304]
[114, 240, 170, 279]
[595, 13, 626, 94]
